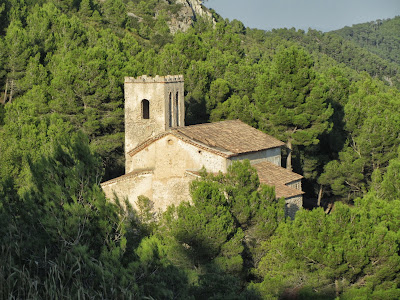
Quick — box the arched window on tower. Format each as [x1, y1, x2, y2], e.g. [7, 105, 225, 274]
[168, 92, 172, 127]
[142, 99, 150, 119]
[175, 91, 179, 126]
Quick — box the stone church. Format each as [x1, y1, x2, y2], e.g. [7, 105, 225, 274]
[101, 75, 304, 217]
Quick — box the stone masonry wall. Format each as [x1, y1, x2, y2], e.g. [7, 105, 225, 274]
[101, 172, 153, 209]
[230, 147, 282, 167]
[285, 195, 303, 219]
[124, 75, 184, 172]
[128, 134, 227, 176]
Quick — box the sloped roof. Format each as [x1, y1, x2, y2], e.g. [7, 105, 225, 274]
[127, 120, 284, 158]
[100, 169, 153, 187]
[253, 161, 304, 199]
[272, 184, 304, 199]
[175, 120, 284, 155]
[253, 161, 303, 185]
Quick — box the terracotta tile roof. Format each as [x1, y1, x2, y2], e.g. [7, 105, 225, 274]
[186, 161, 304, 200]
[272, 184, 304, 199]
[174, 120, 284, 156]
[253, 161, 304, 199]
[127, 120, 284, 158]
[101, 169, 153, 187]
[253, 161, 303, 185]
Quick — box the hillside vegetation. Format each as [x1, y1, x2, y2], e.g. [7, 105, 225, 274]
[1, 1, 400, 298]
[333, 16, 400, 66]
[262, 27, 400, 88]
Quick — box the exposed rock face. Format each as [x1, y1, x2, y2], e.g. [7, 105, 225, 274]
[168, 0, 215, 33]
[179, 0, 213, 19]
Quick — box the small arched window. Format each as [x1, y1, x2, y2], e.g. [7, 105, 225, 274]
[175, 92, 179, 126]
[142, 99, 150, 119]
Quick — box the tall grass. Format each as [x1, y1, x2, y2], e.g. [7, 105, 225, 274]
[0, 242, 138, 299]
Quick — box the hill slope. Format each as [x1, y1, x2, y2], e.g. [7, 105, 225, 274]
[333, 16, 400, 65]
[0, 0, 399, 198]
[1, 2, 400, 299]
[260, 27, 400, 88]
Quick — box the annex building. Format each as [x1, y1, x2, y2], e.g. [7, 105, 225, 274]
[101, 75, 304, 217]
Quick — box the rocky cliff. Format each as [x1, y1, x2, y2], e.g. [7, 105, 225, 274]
[168, 0, 215, 33]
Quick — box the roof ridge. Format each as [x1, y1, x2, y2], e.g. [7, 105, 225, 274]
[127, 131, 170, 156]
[127, 130, 234, 158]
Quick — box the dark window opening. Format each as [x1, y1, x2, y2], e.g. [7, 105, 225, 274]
[175, 92, 179, 126]
[169, 93, 172, 127]
[142, 99, 150, 119]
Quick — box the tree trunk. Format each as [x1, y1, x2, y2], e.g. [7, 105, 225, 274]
[325, 202, 333, 214]
[286, 139, 292, 171]
[335, 279, 340, 297]
[2, 80, 8, 104]
[317, 184, 323, 207]
[9, 80, 14, 103]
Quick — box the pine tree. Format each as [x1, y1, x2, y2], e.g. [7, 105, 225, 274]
[320, 75, 400, 200]
[79, 0, 93, 18]
[158, 161, 285, 297]
[254, 46, 333, 171]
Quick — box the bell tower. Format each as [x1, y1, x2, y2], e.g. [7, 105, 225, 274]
[124, 75, 185, 162]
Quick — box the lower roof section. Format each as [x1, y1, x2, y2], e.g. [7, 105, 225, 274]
[252, 161, 304, 199]
[186, 161, 304, 200]
[100, 169, 154, 187]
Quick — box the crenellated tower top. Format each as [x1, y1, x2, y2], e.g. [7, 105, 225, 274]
[125, 75, 184, 83]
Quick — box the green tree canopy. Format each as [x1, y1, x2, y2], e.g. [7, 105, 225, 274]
[254, 45, 333, 173]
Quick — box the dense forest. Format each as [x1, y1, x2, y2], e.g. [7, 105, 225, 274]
[0, 0, 400, 298]
[333, 17, 400, 66]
